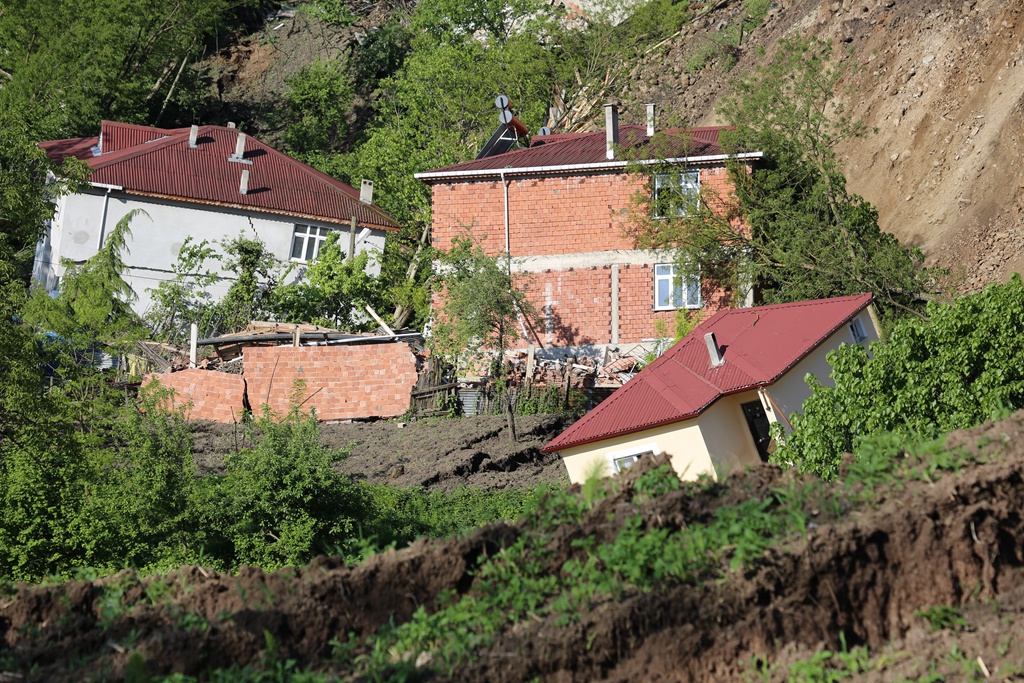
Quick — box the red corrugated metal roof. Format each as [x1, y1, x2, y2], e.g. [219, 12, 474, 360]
[40, 123, 398, 230]
[39, 136, 99, 162]
[542, 293, 874, 453]
[418, 125, 741, 179]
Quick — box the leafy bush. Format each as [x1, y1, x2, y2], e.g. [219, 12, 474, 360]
[779, 276, 1024, 478]
[221, 408, 366, 569]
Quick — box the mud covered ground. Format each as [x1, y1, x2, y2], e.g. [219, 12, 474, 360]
[190, 413, 572, 492]
[6, 412, 1024, 681]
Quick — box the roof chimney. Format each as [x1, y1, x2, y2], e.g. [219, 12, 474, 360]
[359, 179, 374, 204]
[234, 132, 246, 158]
[604, 103, 619, 160]
[704, 332, 725, 367]
[227, 122, 236, 129]
[239, 169, 249, 196]
[646, 103, 656, 137]
[188, 125, 199, 149]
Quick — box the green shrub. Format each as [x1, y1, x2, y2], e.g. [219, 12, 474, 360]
[779, 277, 1024, 479]
[221, 408, 366, 569]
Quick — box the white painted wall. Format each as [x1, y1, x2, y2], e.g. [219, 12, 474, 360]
[762, 308, 879, 430]
[34, 190, 388, 317]
[560, 418, 715, 484]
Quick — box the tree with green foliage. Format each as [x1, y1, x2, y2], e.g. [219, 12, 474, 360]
[284, 60, 354, 156]
[0, 0, 250, 139]
[627, 36, 941, 325]
[221, 406, 367, 568]
[214, 233, 277, 334]
[431, 236, 539, 439]
[777, 276, 1024, 479]
[145, 237, 222, 344]
[0, 119, 86, 285]
[270, 233, 382, 330]
[24, 209, 148, 348]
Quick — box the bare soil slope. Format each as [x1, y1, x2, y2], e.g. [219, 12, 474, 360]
[6, 412, 1024, 680]
[625, 0, 1024, 292]
[190, 413, 571, 491]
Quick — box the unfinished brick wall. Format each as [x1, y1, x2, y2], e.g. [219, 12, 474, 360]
[244, 343, 419, 420]
[428, 164, 746, 349]
[430, 165, 744, 257]
[142, 368, 247, 424]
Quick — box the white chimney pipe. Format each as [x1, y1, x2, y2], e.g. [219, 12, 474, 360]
[227, 122, 236, 129]
[239, 169, 249, 196]
[604, 103, 619, 160]
[704, 332, 725, 367]
[646, 103, 656, 137]
[188, 125, 199, 149]
[360, 179, 374, 204]
[234, 132, 246, 159]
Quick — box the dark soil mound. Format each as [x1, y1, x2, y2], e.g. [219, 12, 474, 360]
[6, 413, 1024, 681]
[190, 413, 572, 492]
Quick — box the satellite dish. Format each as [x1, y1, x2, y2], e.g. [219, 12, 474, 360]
[537, 126, 551, 136]
[495, 94, 510, 110]
[498, 108, 513, 125]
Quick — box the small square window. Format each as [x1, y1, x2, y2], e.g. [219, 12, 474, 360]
[654, 263, 701, 310]
[290, 224, 333, 263]
[653, 170, 700, 218]
[613, 454, 639, 473]
[850, 317, 868, 343]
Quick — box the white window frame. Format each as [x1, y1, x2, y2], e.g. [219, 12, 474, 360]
[653, 170, 700, 218]
[654, 263, 701, 310]
[606, 442, 661, 475]
[290, 224, 334, 263]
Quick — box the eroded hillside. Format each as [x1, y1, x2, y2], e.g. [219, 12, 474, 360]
[5, 412, 1024, 681]
[627, 0, 1024, 292]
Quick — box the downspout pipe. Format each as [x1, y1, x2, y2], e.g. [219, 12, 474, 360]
[500, 169, 531, 343]
[92, 182, 123, 250]
[500, 169, 510, 257]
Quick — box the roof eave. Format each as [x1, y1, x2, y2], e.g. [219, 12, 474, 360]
[111, 188, 400, 231]
[414, 152, 764, 182]
[541, 380, 774, 454]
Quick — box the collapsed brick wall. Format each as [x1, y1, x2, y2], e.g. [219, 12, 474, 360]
[142, 368, 247, 424]
[243, 343, 419, 420]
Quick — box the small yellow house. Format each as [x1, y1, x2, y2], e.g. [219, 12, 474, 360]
[543, 294, 881, 484]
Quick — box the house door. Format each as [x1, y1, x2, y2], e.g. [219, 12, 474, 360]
[741, 400, 772, 462]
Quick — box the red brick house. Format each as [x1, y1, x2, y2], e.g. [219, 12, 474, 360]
[415, 104, 763, 355]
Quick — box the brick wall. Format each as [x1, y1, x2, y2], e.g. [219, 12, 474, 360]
[430, 165, 744, 258]
[429, 164, 745, 349]
[243, 343, 419, 420]
[142, 368, 247, 424]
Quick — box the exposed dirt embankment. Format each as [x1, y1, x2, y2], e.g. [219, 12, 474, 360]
[191, 413, 571, 491]
[6, 412, 1024, 680]
[627, 0, 1024, 293]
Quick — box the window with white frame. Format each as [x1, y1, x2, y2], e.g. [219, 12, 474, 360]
[654, 264, 701, 310]
[612, 450, 653, 474]
[653, 170, 700, 218]
[290, 224, 333, 263]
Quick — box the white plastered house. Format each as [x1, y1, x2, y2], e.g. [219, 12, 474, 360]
[36, 121, 398, 315]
